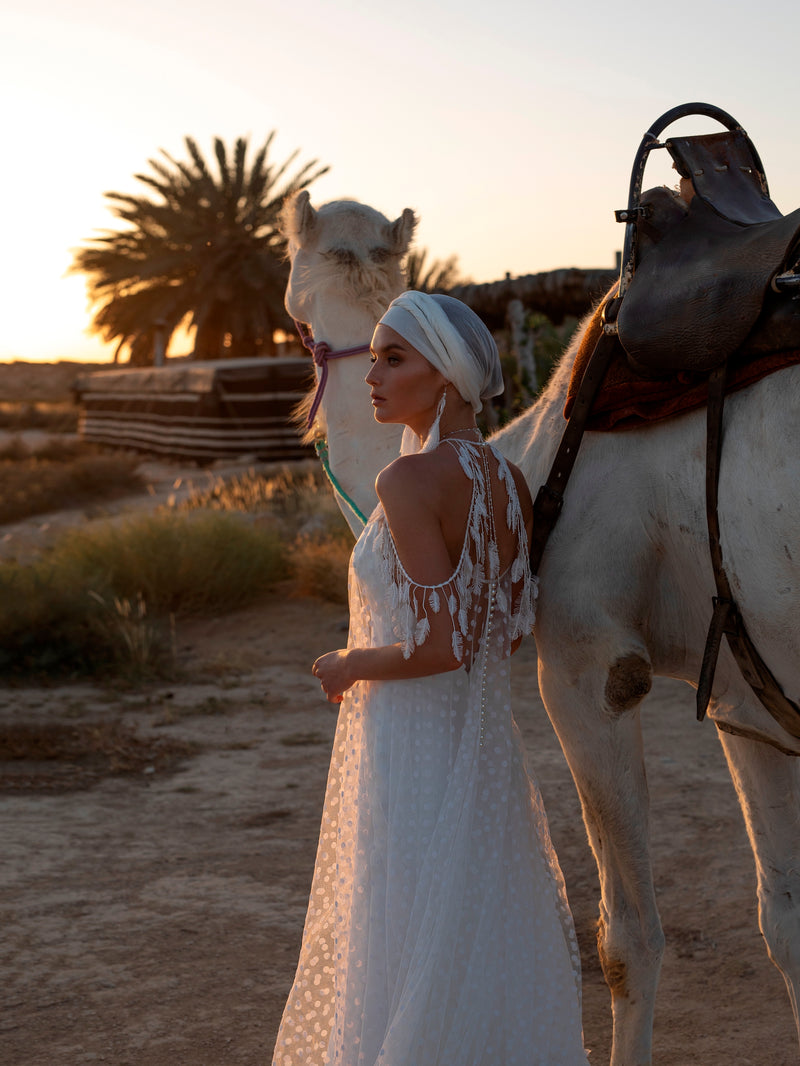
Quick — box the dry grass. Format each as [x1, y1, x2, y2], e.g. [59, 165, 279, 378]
[0, 357, 357, 680]
[0, 402, 79, 433]
[179, 464, 354, 605]
[0, 458, 353, 680]
[0, 511, 289, 680]
[60, 510, 289, 615]
[289, 534, 351, 605]
[0, 438, 143, 524]
[178, 464, 345, 527]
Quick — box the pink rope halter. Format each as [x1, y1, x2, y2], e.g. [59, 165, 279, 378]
[294, 320, 371, 428]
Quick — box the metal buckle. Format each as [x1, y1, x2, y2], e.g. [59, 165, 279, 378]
[614, 205, 653, 223]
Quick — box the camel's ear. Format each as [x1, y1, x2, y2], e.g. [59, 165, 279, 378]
[386, 208, 417, 254]
[280, 189, 318, 246]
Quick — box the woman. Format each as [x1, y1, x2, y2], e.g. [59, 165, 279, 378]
[272, 292, 588, 1065]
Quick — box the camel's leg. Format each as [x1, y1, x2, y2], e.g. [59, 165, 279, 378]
[716, 726, 800, 1045]
[539, 657, 663, 1066]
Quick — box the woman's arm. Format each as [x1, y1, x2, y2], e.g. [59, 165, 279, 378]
[313, 456, 462, 702]
[313, 638, 462, 703]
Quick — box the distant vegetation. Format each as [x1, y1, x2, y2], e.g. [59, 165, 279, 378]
[71, 134, 328, 365]
[0, 438, 143, 525]
[404, 248, 469, 293]
[0, 403, 78, 434]
[0, 467, 351, 681]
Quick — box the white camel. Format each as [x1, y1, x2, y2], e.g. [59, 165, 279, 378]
[280, 190, 800, 1065]
[281, 194, 412, 534]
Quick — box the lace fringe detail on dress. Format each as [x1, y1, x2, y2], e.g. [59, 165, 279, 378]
[377, 441, 538, 661]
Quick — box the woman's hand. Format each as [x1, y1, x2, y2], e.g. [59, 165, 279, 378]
[312, 650, 354, 703]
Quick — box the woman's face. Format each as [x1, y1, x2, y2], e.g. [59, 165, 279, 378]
[366, 324, 447, 431]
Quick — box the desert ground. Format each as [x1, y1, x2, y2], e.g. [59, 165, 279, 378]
[1, 363, 798, 1065]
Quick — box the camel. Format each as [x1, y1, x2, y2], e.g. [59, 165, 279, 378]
[280, 194, 414, 535]
[279, 190, 800, 1065]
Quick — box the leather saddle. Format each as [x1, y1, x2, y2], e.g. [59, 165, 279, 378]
[532, 104, 800, 750]
[616, 130, 800, 374]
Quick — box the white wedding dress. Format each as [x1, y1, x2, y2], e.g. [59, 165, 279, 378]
[273, 440, 588, 1065]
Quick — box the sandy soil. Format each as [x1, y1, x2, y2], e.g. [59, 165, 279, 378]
[1, 596, 798, 1066]
[0, 365, 797, 1064]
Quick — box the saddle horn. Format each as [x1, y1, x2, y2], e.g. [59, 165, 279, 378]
[615, 102, 777, 296]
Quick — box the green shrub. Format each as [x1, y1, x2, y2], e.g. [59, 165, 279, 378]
[49, 510, 289, 615]
[0, 511, 289, 679]
[181, 465, 354, 604]
[0, 460, 359, 680]
[0, 558, 115, 676]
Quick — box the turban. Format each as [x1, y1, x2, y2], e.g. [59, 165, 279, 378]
[377, 291, 504, 454]
[378, 291, 503, 413]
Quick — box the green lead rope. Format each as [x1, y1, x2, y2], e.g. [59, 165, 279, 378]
[314, 438, 368, 530]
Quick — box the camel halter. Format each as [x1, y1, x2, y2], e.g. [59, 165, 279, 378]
[294, 320, 371, 428]
[294, 319, 371, 528]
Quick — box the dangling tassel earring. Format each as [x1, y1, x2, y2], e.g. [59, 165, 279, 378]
[401, 387, 448, 456]
[423, 387, 447, 454]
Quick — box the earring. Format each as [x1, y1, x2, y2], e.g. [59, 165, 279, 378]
[401, 385, 448, 456]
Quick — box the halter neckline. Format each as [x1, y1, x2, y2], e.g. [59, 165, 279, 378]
[439, 429, 484, 445]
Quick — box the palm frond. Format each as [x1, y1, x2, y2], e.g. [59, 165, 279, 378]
[71, 131, 324, 362]
[405, 248, 468, 293]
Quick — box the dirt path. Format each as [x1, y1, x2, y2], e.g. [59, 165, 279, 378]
[1, 595, 797, 1065]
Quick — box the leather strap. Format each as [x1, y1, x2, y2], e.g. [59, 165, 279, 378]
[697, 364, 800, 738]
[697, 364, 734, 718]
[531, 292, 800, 744]
[530, 302, 621, 575]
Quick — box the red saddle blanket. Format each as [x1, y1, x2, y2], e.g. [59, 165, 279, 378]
[565, 294, 800, 430]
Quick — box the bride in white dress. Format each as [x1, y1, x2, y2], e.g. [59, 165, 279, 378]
[272, 292, 589, 1065]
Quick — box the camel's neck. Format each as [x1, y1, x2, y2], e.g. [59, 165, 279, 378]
[490, 347, 574, 489]
[304, 291, 404, 536]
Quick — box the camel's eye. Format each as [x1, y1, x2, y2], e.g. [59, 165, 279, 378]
[325, 247, 358, 266]
[369, 246, 391, 264]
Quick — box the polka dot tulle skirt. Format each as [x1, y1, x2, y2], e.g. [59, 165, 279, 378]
[272, 443, 588, 1065]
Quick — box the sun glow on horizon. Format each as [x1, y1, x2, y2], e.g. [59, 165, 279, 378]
[2, 0, 799, 364]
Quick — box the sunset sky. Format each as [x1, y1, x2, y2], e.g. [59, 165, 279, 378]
[2, 0, 798, 363]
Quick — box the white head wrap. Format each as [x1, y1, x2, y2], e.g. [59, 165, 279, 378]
[377, 291, 503, 454]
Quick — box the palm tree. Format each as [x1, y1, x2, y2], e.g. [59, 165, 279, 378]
[72, 134, 328, 364]
[404, 248, 468, 293]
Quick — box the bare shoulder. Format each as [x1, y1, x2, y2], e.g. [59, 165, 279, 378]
[375, 452, 461, 583]
[376, 453, 426, 495]
[375, 456, 438, 541]
[375, 449, 455, 511]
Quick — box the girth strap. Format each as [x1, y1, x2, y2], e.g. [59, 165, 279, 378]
[697, 363, 735, 717]
[697, 364, 800, 738]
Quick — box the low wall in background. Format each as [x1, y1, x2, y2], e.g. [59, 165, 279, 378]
[74, 357, 314, 462]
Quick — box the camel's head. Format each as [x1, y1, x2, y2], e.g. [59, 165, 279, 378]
[279, 191, 417, 326]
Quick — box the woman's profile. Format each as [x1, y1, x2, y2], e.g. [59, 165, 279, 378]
[272, 291, 588, 1065]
